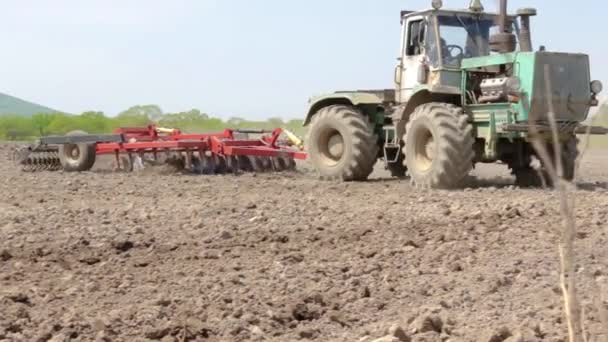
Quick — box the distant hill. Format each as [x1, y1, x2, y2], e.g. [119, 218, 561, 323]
[0, 93, 60, 116]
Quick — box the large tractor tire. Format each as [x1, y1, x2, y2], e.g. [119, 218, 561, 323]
[510, 165, 548, 188]
[306, 105, 378, 181]
[560, 136, 579, 181]
[387, 147, 407, 178]
[58, 130, 97, 172]
[404, 103, 474, 189]
[510, 136, 579, 188]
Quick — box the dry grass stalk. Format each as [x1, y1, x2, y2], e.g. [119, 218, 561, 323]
[526, 65, 583, 341]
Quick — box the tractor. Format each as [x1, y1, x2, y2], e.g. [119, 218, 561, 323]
[303, 0, 604, 188]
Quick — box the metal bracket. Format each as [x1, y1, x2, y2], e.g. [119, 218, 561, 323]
[382, 126, 402, 165]
[40, 134, 124, 145]
[484, 113, 497, 160]
[502, 123, 608, 135]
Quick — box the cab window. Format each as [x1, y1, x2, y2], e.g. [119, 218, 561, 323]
[406, 20, 425, 56]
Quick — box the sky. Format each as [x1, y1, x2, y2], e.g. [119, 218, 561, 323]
[1, 0, 606, 120]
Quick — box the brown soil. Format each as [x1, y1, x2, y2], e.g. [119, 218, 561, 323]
[1, 143, 608, 342]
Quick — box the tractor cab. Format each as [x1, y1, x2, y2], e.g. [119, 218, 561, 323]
[396, 1, 523, 102]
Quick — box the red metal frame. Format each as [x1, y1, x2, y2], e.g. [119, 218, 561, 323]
[93, 125, 307, 160]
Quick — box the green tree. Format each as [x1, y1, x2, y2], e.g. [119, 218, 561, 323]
[46, 113, 81, 134]
[31, 113, 54, 136]
[119, 105, 164, 122]
[78, 111, 110, 133]
[158, 109, 210, 130]
[0, 115, 36, 139]
[267, 117, 284, 128]
[227, 117, 245, 126]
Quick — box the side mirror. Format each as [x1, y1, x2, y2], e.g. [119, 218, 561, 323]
[417, 64, 428, 84]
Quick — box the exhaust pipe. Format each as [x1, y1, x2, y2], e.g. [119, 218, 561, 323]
[489, 0, 516, 53]
[517, 8, 537, 52]
[498, 0, 508, 33]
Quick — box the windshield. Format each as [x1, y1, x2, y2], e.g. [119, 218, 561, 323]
[428, 15, 506, 68]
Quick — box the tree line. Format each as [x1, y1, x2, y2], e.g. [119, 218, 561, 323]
[0, 105, 305, 140]
[2, 103, 607, 143]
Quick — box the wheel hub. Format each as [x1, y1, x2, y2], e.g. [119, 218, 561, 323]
[327, 134, 344, 159]
[317, 128, 345, 166]
[425, 138, 435, 160]
[68, 145, 80, 159]
[414, 129, 435, 172]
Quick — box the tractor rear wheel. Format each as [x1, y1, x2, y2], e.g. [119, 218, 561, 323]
[404, 103, 474, 189]
[511, 165, 548, 188]
[510, 136, 579, 187]
[59, 130, 96, 172]
[306, 105, 378, 181]
[560, 136, 579, 181]
[387, 148, 407, 178]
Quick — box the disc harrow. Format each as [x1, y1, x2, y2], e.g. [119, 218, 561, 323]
[13, 125, 307, 175]
[12, 146, 62, 172]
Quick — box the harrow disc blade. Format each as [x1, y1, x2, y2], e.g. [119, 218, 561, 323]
[248, 156, 266, 173]
[272, 156, 287, 172]
[284, 156, 297, 171]
[178, 152, 298, 176]
[237, 156, 253, 172]
[225, 156, 239, 174]
[213, 154, 227, 174]
[192, 154, 215, 175]
[260, 157, 273, 172]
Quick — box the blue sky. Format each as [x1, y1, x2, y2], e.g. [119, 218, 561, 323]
[1, 0, 605, 119]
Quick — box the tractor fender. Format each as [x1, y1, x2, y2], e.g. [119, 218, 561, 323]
[304, 92, 384, 126]
[392, 87, 461, 139]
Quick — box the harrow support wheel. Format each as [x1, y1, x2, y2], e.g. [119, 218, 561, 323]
[58, 130, 97, 172]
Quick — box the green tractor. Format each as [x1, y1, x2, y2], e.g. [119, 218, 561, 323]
[304, 0, 604, 188]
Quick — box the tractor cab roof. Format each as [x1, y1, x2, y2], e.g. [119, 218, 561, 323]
[400, 8, 517, 22]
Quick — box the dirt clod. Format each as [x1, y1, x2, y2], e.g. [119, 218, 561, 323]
[111, 240, 134, 253]
[0, 249, 12, 261]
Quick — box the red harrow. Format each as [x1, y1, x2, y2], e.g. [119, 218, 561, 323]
[12, 125, 307, 174]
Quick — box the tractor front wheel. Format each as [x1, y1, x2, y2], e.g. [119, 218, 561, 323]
[404, 103, 474, 189]
[306, 105, 378, 181]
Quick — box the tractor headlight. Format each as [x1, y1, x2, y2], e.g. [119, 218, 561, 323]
[591, 80, 603, 95]
[431, 0, 443, 10]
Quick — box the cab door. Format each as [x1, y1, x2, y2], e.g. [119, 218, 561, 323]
[396, 16, 427, 103]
